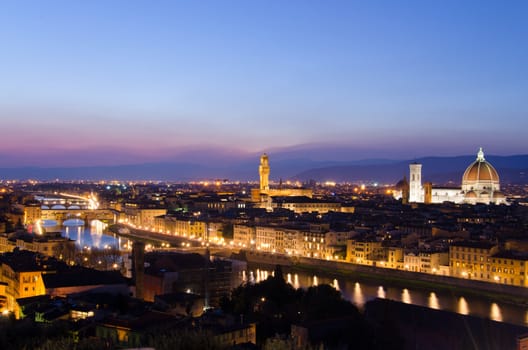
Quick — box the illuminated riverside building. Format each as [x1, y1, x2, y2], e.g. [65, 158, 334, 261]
[23, 204, 41, 225]
[449, 241, 528, 287]
[153, 215, 226, 242]
[395, 148, 508, 205]
[0, 250, 128, 318]
[122, 205, 167, 228]
[233, 225, 256, 248]
[234, 223, 351, 259]
[0, 232, 75, 261]
[346, 239, 383, 265]
[346, 240, 450, 275]
[0, 250, 50, 317]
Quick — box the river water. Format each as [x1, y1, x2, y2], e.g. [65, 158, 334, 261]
[43, 219, 122, 249]
[52, 222, 528, 327]
[239, 267, 528, 326]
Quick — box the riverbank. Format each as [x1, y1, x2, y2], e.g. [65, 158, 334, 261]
[237, 250, 528, 307]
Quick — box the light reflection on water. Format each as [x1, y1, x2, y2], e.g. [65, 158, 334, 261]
[458, 297, 469, 315]
[241, 267, 528, 326]
[62, 225, 528, 327]
[293, 274, 300, 289]
[402, 288, 411, 304]
[428, 292, 440, 310]
[490, 303, 502, 322]
[353, 282, 365, 305]
[377, 286, 386, 299]
[62, 221, 118, 249]
[333, 279, 340, 291]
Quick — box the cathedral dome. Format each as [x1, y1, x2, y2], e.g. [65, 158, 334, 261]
[395, 177, 409, 190]
[463, 161, 499, 182]
[461, 148, 500, 193]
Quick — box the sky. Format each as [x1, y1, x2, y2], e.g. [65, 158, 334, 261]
[1, 0, 527, 167]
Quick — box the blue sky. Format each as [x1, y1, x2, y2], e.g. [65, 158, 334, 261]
[1, 0, 527, 166]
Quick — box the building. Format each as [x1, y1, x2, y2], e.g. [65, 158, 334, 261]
[23, 205, 41, 225]
[449, 241, 499, 281]
[42, 267, 129, 297]
[199, 312, 257, 347]
[142, 252, 233, 306]
[271, 196, 341, 214]
[251, 154, 312, 203]
[255, 225, 284, 253]
[122, 204, 166, 228]
[346, 239, 384, 265]
[395, 148, 507, 205]
[0, 231, 75, 262]
[0, 250, 62, 318]
[385, 247, 404, 269]
[488, 251, 528, 287]
[233, 224, 256, 249]
[154, 292, 205, 317]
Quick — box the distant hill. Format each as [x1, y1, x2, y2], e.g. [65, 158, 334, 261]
[293, 155, 528, 185]
[0, 153, 526, 184]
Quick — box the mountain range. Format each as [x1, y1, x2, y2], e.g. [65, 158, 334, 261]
[0, 149, 526, 185]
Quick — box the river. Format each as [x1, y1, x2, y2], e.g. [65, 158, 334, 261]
[52, 221, 528, 327]
[239, 267, 528, 326]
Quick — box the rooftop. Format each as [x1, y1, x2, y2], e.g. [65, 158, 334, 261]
[42, 267, 127, 288]
[450, 241, 497, 250]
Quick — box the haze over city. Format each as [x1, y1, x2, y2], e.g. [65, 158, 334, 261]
[1, 0, 527, 168]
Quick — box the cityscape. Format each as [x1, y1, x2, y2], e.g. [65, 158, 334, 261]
[1, 1, 528, 350]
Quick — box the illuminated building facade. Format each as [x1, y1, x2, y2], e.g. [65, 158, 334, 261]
[251, 154, 312, 203]
[395, 148, 507, 205]
[346, 239, 384, 265]
[450, 241, 528, 287]
[0, 251, 49, 318]
[235, 223, 349, 259]
[23, 205, 41, 225]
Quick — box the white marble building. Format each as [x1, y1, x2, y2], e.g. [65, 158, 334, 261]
[395, 148, 507, 205]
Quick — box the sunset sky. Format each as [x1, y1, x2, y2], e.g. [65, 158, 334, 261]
[1, 1, 527, 166]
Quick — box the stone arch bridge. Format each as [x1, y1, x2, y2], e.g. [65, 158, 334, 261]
[41, 209, 117, 226]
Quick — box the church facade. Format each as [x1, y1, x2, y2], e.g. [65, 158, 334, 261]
[394, 148, 507, 205]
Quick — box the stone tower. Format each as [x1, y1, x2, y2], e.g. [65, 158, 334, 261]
[424, 182, 433, 204]
[409, 163, 422, 203]
[259, 153, 270, 191]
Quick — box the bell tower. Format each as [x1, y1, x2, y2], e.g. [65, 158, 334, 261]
[409, 163, 423, 203]
[259, 153, 270, 191]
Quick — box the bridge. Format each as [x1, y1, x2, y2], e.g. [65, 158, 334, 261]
[35, 192, 99, 210]
[41, 209, 116, 226]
